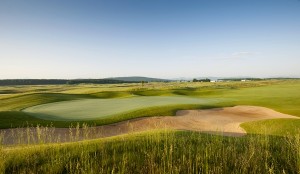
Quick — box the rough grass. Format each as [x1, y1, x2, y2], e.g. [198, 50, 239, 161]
[1, 131, 300, 173]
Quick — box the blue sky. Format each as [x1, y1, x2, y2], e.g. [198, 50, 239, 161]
[1, 0, 300, 79]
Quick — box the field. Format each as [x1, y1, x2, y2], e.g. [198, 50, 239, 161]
[1, 80, 300, 173]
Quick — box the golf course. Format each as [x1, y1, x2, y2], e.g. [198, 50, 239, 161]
[2, 0, 300, 172]
[1, 80, 300, 131]
[1, 80, 300, 173]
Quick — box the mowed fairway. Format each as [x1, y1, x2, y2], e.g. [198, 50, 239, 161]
[24, 96, 221, 120]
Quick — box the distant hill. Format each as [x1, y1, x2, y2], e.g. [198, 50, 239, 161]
[0, 77, 171, 86]
[0, 79, 68, 86]
[105, 76, 172, 82]
[0, 79, 136, 86]
[0, 77, 298, 86]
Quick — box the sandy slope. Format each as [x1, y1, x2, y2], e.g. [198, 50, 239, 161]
[1, 106, 299, 145]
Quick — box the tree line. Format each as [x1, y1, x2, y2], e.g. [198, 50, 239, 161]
[0, 79, 137, 86]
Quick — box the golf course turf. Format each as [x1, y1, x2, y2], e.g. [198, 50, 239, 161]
[0, 80, 300, 130]
[23, 96, 221, 120]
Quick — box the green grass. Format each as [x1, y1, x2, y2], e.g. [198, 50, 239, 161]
[0, 104, 222, 129]
[1, 131, 300, 173]
[241, 118, 300, 136]
[0, 80, 300, 130]
[214, 83, 300, 117]
[91, 104, 223, 126]
[0, 111, 49, 128]
[23, 96, 222, 121]
[90, 91, 134, 98]
[131, 89, 170, 96]
[0, 93, 94, 111]
[0, 111, 71, 129]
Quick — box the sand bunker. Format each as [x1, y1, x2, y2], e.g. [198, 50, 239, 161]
[1, 106, 299, 145]
[94, 105, 299, 137]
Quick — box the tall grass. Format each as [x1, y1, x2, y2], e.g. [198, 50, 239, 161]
[1, 129, 300, 173]
[0, 123, 103, 145]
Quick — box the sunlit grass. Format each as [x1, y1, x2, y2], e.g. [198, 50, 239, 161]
[0, 93, 94, 111]
[241, 118, 300, 136]
[24, 96, 222, 121]
[1, 130, 300, 173]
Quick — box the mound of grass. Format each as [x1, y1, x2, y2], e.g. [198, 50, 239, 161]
[0, 111, 71, 129]
[131, 89, 170, 96]
[92, 104, 223, 126]
[241, 118, 300, 136]
[0, 111, 47, 128]
[0, 93, 94, 111]
[216, 83, 300, 116]
[172, 88, 229, 97]
[1, 131, 300, 173]
[90, 91, 134, 98]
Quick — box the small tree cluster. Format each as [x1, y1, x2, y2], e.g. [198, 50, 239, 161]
[192, 78, 211, 82]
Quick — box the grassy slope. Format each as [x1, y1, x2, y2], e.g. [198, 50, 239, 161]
[0, 93, 96, 128]
[1, 131, 300, 173]
[241, 118, 300, 136]
[90, 104, 222, 126]
[212, 82, 300, 136]
[0, 93, 94, 111]
[217, 82, 300, 116]
[0, 111, 79, 128]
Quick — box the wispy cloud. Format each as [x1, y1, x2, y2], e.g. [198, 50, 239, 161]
[231, 52, 257, 59]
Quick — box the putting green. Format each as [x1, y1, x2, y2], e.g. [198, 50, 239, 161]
[23, 96, 221, 121]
